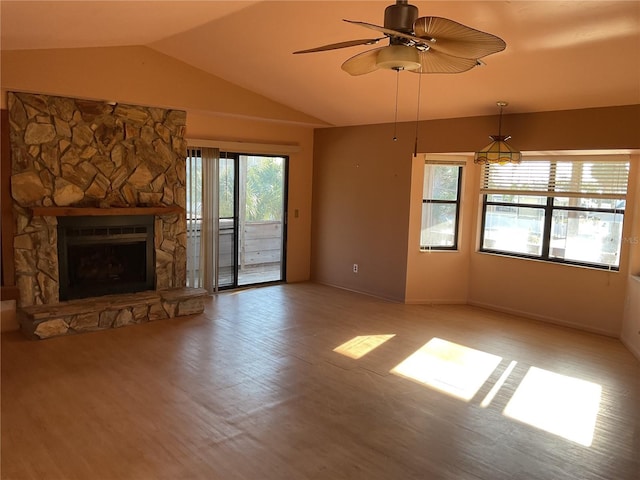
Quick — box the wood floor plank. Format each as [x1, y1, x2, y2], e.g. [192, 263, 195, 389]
[2, 283, 638, 480]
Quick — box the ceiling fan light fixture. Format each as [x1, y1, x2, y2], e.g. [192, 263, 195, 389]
[474, 101, 521, 165]
[376, 44, 421, 71]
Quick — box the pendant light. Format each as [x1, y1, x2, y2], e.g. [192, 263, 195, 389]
[474, 101, 521, 165]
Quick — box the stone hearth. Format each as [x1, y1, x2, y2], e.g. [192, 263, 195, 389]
[19, 287, 207, 340]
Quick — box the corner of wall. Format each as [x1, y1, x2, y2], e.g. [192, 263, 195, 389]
[621, 154, 640, 361]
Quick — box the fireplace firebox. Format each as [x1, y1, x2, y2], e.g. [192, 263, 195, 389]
[57, 215, 155, 301]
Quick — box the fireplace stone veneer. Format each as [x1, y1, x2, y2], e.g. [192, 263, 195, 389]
[7, 92, 202, 337]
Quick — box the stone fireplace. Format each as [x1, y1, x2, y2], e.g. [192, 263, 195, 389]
[8, 92, 205, 338]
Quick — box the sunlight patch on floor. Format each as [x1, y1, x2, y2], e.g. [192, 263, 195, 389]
[390, 337, 502, 401]
[503, 366, 602, 447]
[333, 334, 396, 359]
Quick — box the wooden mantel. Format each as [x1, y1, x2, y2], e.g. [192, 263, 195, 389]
[30, 206, 184, 217]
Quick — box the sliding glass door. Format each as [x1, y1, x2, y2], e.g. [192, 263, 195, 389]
[186, 149, 287, 291]
[237, 155, 286, 286]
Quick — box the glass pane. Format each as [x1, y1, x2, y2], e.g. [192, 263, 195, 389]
[550, 210, 624, 267]
[186, 155, 203, 220]
[421, 203, 457, 248]
[219, 157, 235, 218]
[218, 217, 235, 288]
[243, 156, 284, 222]
[483, 205, 545, 255]
[424, 165, 459, 201]
[218, 156, 235, 288]
[554, 197, 626, 210]
[486, 194, 546, 205]
[186, 153, 202, 288]
[238, 155, 285, 286]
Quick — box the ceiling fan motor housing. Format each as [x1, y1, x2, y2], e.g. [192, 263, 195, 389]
[384, 0, 419, 34]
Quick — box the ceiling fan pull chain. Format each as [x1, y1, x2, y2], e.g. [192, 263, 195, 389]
[414, 74, 422, 156]
[393, 69, 400, 141]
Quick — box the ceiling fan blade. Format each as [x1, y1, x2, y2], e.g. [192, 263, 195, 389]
[412, 49, 480, 74]
[293, 38, 383, 54]
[341, 48, 384, 76]
[414, 16, 506, 59]
[344, 19, 433, 47]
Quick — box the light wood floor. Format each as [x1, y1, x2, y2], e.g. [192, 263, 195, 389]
[2, 283, 639, 480]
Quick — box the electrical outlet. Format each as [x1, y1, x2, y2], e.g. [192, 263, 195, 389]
[353, 263, 358, 273]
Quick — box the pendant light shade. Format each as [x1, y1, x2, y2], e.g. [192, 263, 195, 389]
[474, 102, 521, 165]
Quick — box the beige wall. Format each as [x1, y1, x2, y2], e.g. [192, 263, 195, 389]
[313, 105, 640, 336]
[1, 46, 317, 283]
[623, 277, 640, 360]
[0, 47, 324, 127]
[312, 123, 415, 301]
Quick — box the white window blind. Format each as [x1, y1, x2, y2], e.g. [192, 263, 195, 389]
[480, 156, 630, 199]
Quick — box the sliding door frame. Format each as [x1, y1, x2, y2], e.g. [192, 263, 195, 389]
[187, 142, 292, 292]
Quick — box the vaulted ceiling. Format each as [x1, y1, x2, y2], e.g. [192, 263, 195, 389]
[2, 1, 639, 127]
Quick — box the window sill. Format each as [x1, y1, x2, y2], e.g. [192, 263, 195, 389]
[420, 248, 460, 253]
[476, 249, 620, 273]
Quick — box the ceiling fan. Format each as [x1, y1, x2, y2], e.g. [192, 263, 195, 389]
[294, 0, 506, 75]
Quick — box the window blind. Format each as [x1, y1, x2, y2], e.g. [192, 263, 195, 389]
[480, 156, 630, 199]
[424, 154, 466, 166]
[186, 147, 219, 293]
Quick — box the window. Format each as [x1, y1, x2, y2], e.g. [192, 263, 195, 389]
[479, 156, 630, 270]
[421, 162, 463, 250]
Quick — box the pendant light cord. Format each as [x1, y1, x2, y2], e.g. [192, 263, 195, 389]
[414, 74, 422, 156]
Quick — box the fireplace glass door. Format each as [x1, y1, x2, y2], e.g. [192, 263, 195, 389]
[57, 215, 155, 300]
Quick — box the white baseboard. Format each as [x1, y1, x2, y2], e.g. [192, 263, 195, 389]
[404, 298, 467, 305]
[467, 300, 619, 338]
[316, 281, 404, 303]
[621, 336, 640, 362]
